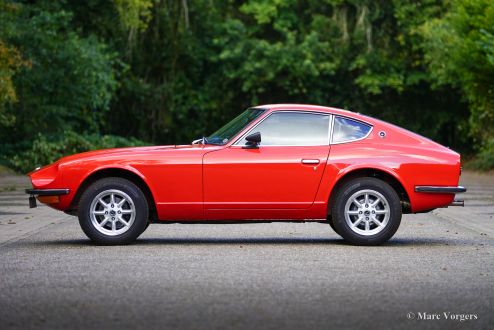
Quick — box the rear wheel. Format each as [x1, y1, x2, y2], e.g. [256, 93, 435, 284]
[78, 177, 149, 245]
[331, 177, 401, 245]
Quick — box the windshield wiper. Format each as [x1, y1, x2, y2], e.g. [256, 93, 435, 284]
[192, 136, 214, 145]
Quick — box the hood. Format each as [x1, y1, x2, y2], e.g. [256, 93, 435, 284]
[56, 144, 205, 166]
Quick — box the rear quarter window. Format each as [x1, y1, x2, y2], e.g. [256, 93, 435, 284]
[332, 117, 372, 143]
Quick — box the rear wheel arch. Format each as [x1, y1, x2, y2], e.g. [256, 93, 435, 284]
[330, 176, 402, 245]
[327, 168, 411, 216]
[70, 168, 157, 222]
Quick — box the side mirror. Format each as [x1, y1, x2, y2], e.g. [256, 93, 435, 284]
[242, 132, 261, 149]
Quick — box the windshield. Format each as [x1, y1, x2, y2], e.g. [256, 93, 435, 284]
[207, 108, 265, 145]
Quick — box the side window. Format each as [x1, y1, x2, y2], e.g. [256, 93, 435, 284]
[237, 112, 330, 146]
[332, 116, 372, 143]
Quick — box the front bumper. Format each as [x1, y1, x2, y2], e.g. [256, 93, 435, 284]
[26, 188, 70, 208]
[25, 189, 70, 196]
[414, 186, 467, 194]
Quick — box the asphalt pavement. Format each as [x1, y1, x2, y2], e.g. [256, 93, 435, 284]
[0, 172, 493, 329]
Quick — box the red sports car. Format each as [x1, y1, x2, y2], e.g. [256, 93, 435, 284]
[26, 104, 466, 245]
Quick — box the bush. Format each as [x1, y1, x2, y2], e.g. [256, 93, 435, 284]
[468, 138, 494, 171]
[7, 131, 149, 173]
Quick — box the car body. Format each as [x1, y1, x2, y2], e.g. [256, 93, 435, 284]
[26, 104, 466, 245]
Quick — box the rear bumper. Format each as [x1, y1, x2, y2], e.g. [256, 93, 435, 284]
[414, 186, 466, 194]
[26, 188, 70, 196]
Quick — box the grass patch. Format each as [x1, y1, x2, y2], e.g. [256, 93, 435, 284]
[0, 165, 15, 176]
[0, 185, 17, 192]
[465, 138, 494, 171]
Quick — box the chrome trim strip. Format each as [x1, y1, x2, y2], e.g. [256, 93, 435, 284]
[230, 144, 330, 148]
[328, 114, 335, 146]
[414, 186, 467, 194]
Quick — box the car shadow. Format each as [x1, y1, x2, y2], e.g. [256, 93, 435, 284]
[135, 237, 345, 245]
[132, 236, 487, 247]
[32, 236, 485, 247]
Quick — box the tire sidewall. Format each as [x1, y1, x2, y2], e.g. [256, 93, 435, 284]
[332, 178, 402, 245]
[327, 215, 341, 236]
[78, 178, 148, 245]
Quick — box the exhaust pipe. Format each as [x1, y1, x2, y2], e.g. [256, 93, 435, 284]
[449, 200, 464, 207]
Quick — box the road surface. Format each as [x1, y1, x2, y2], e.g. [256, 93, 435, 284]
[0, 171, 493, 329]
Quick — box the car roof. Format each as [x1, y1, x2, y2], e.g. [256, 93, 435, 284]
[254, 104, 372, 122]
[252, 104, 451, 150]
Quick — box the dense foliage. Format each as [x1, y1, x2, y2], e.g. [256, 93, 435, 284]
[0, 0, 493, 172]
[9, 131, 147, 173]
[422, 0, 494, 166]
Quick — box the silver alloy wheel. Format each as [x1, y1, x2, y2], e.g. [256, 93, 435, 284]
[89, 189, 136, 236]
[344, 189, 390, 236]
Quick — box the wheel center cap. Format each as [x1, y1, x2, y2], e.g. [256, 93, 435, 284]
[110, 210, 116, 216]
[364, 210, 370, 216]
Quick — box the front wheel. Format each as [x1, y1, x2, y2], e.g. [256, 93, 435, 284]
[331, 177, 402, 245]
[78, 177, 149, 245]
[327, 215, 341, 236]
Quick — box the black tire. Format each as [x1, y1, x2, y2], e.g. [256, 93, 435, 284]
[331, 177, 402, 245]
[327, 215, 341, 236]
[141, 221, 151, 234]
[78, 177, 149, 245]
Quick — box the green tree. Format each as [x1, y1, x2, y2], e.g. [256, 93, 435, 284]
[209, 0, 469, 148]
[0, 1, 29, 126]
[1, 0, 489, 172]
[0, 40, 28, 126]
[54, 0, 471, 150]
[422, 0, 494, 141]
[1, 5, 117, 143]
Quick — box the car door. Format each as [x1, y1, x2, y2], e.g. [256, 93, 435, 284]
[203, 111, 332, 217]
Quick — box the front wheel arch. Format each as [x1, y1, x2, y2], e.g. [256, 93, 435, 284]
[70, 168, 157, 222]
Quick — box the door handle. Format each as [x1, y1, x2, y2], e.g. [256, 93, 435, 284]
[301, 159, 320, 165]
